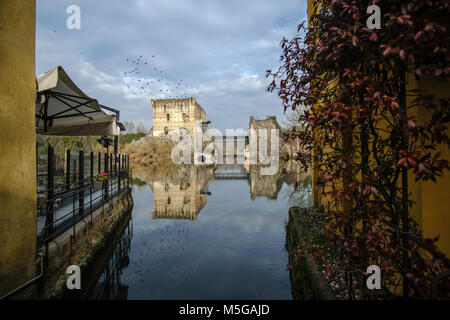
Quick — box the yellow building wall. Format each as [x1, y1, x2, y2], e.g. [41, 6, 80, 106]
[0, 1, 37, 297]
[308, 0, 331, 209]
[308, 0, 450, 256]
[412, 77, 450, 256]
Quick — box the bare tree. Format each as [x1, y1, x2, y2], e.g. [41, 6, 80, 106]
[136, 122, 147, 133]
[122, 121, 129, 134]
[127, 121, 135, 133]
[282, 105, 307, 131]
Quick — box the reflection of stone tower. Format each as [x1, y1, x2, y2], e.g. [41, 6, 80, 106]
[248, 165, 282, 200]
[152, 179, 206, 220]
[131, 165, 213, 221]
[152, 166, 213, 220]
[245, 116, 281, 167]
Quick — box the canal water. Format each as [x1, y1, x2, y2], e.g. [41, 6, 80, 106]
[72, 164, 311, 299]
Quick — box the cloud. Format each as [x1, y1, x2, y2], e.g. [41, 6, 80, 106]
[36, 0, 307, 131]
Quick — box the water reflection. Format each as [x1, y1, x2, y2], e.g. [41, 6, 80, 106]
[132, 163, 311, 221]
[80, 162, 311, 299]
[89, 220, 133, 300]
[62, 212, 133, 300]
[248, 165, 283, 200]
[151, 166, 213, 220]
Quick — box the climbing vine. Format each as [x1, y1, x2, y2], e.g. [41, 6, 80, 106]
[268, 0, 450, 299]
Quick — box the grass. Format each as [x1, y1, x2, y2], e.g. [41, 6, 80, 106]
[131, 177, 146, 187]
[119, 132, 147, 146]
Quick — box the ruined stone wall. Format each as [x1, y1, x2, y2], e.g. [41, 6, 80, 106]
[151, 98, 206, 137]
[248, 116, 303, 160]
[246, 116, 281, 160]
[280, 136, 303, 159]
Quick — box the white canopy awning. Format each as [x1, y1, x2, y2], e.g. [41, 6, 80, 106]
[36, 66, 123, 136]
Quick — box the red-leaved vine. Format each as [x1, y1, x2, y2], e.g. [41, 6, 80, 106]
[268, 0, 450, 299]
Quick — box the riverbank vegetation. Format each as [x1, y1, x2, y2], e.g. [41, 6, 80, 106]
[36, 135, 105, 156]
[286, 207, 364, 299]
[120, 135, 175, 169]
[36, 132, 147, 159]
[119, 132, 147, 146]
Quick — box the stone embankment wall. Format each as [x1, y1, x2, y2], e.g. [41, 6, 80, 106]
[40, 190, 133, 299]
[286, 206, 336, 300]
[286, 207, 363, 300]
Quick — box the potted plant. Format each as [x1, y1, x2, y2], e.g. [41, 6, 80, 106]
[93, 171, 108, 190]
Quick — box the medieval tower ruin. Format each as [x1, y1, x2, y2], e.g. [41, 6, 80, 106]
[151, 97, 206, 137]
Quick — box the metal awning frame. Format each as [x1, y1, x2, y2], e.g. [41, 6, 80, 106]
[35, 66, 125, 136]
[36, 91, 101, 132]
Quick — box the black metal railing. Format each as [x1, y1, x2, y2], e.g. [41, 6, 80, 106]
[37, 145, 131, 269]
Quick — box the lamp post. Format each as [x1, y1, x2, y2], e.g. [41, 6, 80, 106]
[97, 135, 114, 153]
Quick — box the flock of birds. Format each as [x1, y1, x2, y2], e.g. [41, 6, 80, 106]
[125, 220, 202, 287]
[95, 206, 205, 296]
[47, 24, 203, 100]
[122, 54, 202, 100]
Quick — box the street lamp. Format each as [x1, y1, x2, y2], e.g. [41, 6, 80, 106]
[97, 135, 114, 153]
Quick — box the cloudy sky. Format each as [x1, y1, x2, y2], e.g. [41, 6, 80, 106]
[36, 0, 307, 132]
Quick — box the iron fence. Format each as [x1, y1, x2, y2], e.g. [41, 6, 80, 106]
[37, 144, 131, 269]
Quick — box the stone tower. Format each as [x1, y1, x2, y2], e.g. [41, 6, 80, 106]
[151, 97, 206, 137]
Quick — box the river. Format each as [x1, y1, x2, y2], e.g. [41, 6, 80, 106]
[68, 164, 311, 299]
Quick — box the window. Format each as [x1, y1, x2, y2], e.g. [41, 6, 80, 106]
[167, 113, 170, 121]
[180, 104, 184, 112]
[164, 105, 167, 112]
[164, 127, 168, 135]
